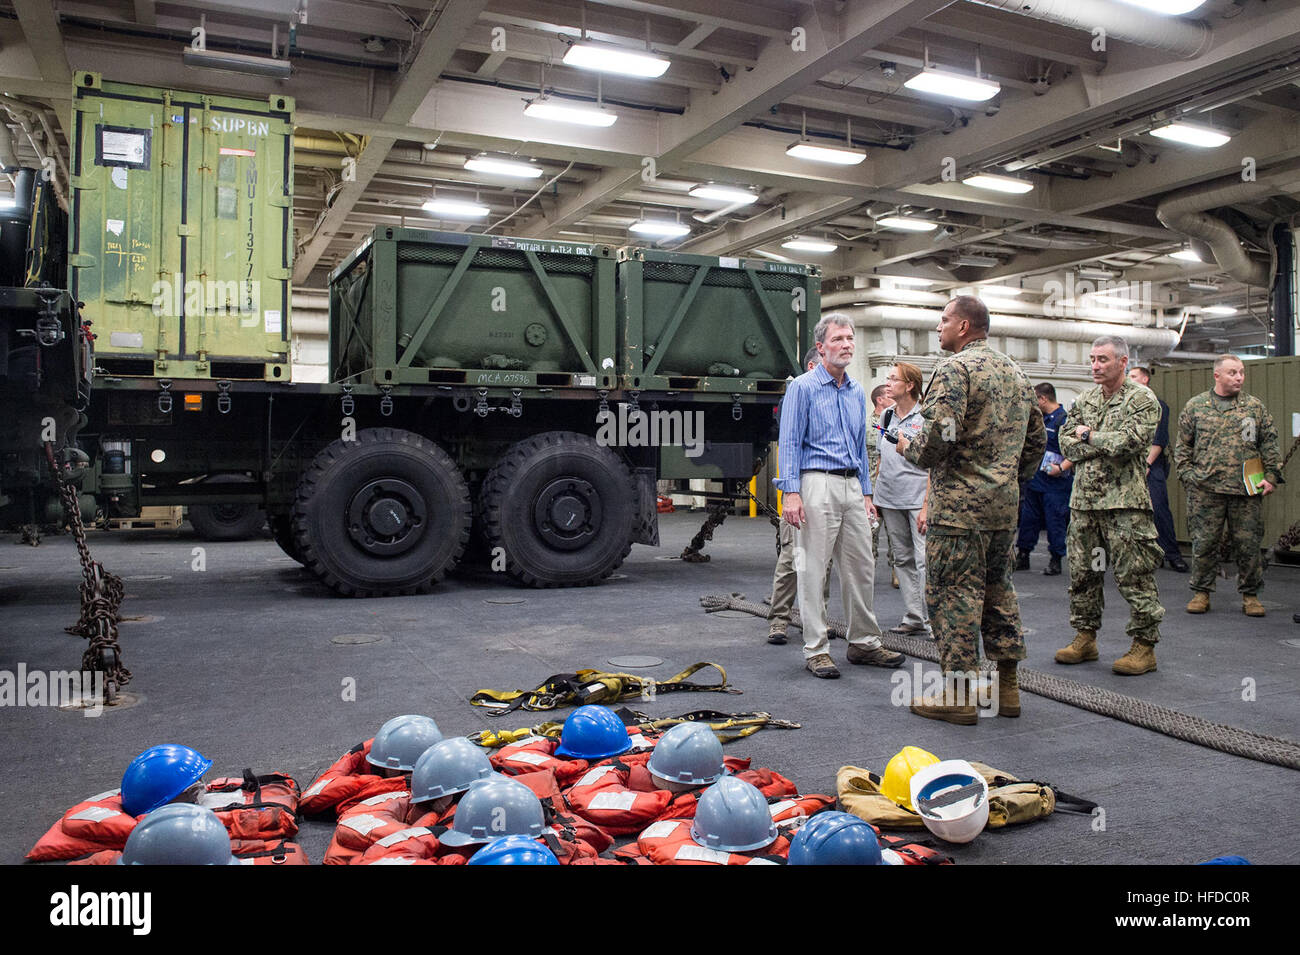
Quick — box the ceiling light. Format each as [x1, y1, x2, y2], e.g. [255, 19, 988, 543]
[950, 253, 1000, 267]
[1078, 266, 1120, 280]
[880, 276, 936, 287]
[978, 284, 1023, 297]
[524, 100, 617, 127]
[1114, 0, 1208, 14]
[878, 216, 937, 232]
[182, 47, 292, 78]
[781, 237, 837, 253]
[689, 184, 759, 205]
[1149, 121, 1231, 148]
[464, 156, 544, 179]
[962, 173, 1033, 194]
[422, 198, 490, 218]
[1203, 305, 1237, 316]
[629, 219, 690, 238]
[1171, 248, 1202, 262]
[1186, 279, 1219, 291]
[562, 42, 670, 78]
[785, 141, 867, 165]
[904, 67, 1000, 102]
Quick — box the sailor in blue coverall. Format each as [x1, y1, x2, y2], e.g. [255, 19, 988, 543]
[1016, 382, 1073, 576]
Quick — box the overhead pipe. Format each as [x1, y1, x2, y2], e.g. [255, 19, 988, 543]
[1156, 160, 1300, 288]
[964, 0, 1211, 60]
[837, 304, 1182, 352]
[822, 287, 1168, 325]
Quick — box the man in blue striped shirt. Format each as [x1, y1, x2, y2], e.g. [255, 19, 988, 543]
[775, 313, 906, 679]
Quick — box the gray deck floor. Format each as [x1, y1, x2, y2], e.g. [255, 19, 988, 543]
[2, 511, 1298, 866]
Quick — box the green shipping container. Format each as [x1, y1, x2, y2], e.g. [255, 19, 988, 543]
[617, 248, 817, 394]
[1151, 355, 1300, 553]
[69, 72, 294, 381]
[329, 228, 619, 390]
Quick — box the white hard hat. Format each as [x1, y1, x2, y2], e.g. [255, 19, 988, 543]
[908, 759, 989, 844]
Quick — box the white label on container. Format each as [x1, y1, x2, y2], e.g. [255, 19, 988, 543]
[102, 130, 146, 164]
[106, 218, 125, 236]
[575, 375, 597, 387]
[719, 257, 740, 269]
[109, 331, 144, 349]
[589, 791, 638, 811]
[264, 309, 282, 334]
[1291, 412, 1299, 437]
[601, 357, 614, 369]
[111, 167, 129, 190]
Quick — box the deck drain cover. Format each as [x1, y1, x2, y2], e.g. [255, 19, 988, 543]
[60, 691, 143, 713]
[485, 597, 526, 605]
[655, 556, 682, 561]
[607, 655, 663, 668]
[119, 615, 161, 624]
[126, 574, 171, 581]
[710, 611, 750, 619]
[607, 573, 628, 581]
[331, 633, 386, 645]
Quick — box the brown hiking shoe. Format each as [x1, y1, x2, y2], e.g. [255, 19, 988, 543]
[805, 653, 840, 679]
[1054, 631, 1098, 665]
[846, 643, 906, 668]
[1186, 592, 1210, 614]
[891, 571, 900, 589]
[767, 625, 788, 645]
[995, 661, 1020, 718]
[1243, 595, 1266, 617]
[910, 676, 977, 726]
[1112, 639, 1157, 675]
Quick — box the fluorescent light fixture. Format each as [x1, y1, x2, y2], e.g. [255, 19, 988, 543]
[878, 216, 937, 232]
[1186, 279, 1219, 291]
[689, 184, 758, 205]
[1203, 305, 1237, 316]
[781, 237, 837, 253]
[629, 219, 690, 238]
[524, 100, 618, 127]
[1115, 0, 1208, 14]
[904, 67, 1000, 102]
[951, 253, 1000, 267]
[1078, 266, 1120, 280]
[962, 173, 1033, 194]
[182, 47, 292, 78]
[464, 156, 544, 179]
[978, 285, 1023, 297]
[785, 141, 866, 165]
[422, 198, 490, 218]
[1171, 248, 1202, 262]
[562, 42, 670, 78]
[1149, 122, 1231, 148]
[881, 276, 936, 287]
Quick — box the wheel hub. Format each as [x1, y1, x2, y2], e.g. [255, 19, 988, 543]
[347, 479, 426, 555]
[534, 478, 602, 551]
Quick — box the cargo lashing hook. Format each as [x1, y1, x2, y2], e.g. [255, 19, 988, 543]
[340, 385, 355, 417]
[731, 394, 743, 421]
[508, 389, 523, 418]
[379, 385, 393, 417]
[157, 379, 173, 414]
[475, 388, 491, 417]
[216, 380, 232, 415]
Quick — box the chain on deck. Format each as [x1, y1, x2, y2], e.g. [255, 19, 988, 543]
[701, 592, 1300, 772]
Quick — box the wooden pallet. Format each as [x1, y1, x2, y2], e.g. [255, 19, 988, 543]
[106, 506, 184, 531]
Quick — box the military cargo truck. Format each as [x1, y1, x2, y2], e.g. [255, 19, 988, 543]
[63, 74, 815, 596]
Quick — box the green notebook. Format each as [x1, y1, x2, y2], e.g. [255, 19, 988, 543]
[1243, 457, 1266, 495]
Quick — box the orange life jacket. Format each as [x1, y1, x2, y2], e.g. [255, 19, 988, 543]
[323, 789, 447, 865]
[28, 771, 301, 863]
[71, 839, 311, 866]
[624, 818, 791, 865]
[301, 739, 410, 817]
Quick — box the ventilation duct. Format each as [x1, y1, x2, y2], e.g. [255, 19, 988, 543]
[965, 0, 1211, 60]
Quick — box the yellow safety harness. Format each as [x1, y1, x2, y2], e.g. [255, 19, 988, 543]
[469, 662, 739, 717]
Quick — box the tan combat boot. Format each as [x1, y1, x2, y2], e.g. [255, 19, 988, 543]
[1054, 631, 1098, 665]
[1186, 592, 1210, 614]
[1242, 595, 1266, 617]
[910, 674, 977, 726]
[996, 661, 1020, 718]
[1112, 639, 1157, 675]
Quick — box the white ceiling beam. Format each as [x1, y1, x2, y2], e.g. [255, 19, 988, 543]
[12, 0, 72, 85]
[917, 3, 1106, 71]
[133, 0, 157, 27]
[681, 194, 867, 255]
[585, 0, 795, 39]
[678, 23, 715, 50]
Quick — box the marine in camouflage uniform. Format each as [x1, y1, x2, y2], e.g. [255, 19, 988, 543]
[1058, 375, 1165, 652]
[868, 408, 896, 576]
[900, 303, 1044, 713]
[1174, 357, 1283, 615]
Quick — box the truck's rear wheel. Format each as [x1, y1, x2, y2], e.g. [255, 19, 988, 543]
[187, 474, 267, 541]
[481, 431, 634, 587]
[292, 428, 470, 596]
[269, 513, 304, 564]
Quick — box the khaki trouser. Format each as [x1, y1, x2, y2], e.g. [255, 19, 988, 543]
[794, 471, 882, 659]
[768, 519, 831, 629]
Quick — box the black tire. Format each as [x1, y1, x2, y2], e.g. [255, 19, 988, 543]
[292, 428, 470, 597]
[269, 513, 305, 564]
[481, 431, 634, 587]
[187, 474, 267, 541]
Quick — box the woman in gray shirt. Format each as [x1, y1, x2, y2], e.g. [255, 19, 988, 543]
[874, 362, 931, 636]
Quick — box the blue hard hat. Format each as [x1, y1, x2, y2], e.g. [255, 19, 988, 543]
[467, 834, 560, 866]
[1199, 855, 1251, 865]
[119, 804, 240, 865]
[366, 715, 443, 772]
[690, 777, 777, 853]
[121, 744, 213, 817]
[411, 738, 494, 803]
[788, 811, 883, 866]
[647, 722, 724, 786]
[553, 705, 632, 760]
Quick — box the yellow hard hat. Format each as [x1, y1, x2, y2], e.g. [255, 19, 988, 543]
[880, 746, 940, 809]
